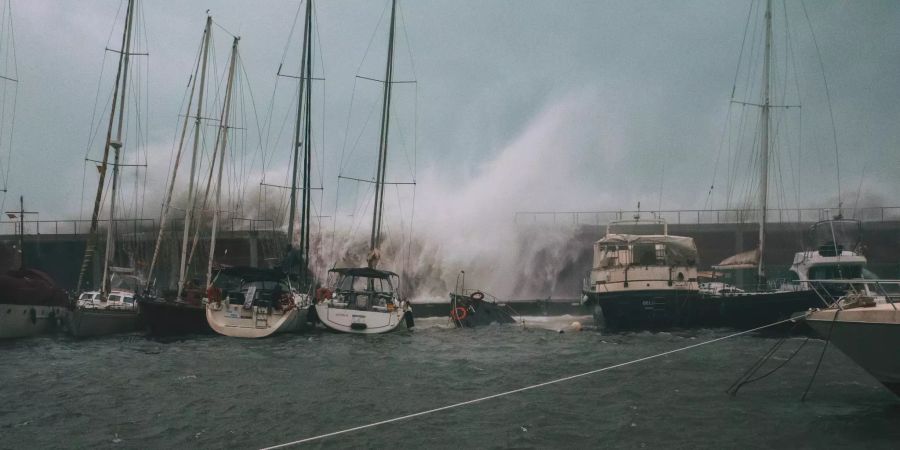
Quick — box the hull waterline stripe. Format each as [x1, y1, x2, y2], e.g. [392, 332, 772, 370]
[260, 314, 808, 449]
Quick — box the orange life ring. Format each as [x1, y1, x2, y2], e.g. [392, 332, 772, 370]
[451, 306, 468, 321]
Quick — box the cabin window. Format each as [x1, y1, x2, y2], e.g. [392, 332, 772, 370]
[79, 293, 94, 301]
[108, 294, 121, 303]
[808, 265, 862, 280]
[655, 244, 666, 264]
[632, 243, 659, 266]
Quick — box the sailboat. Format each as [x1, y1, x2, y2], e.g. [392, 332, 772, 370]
[205, 3, 316, 338]
[0, 3, 68, 339]
[138, 15, 233, 336]
[1, 197, 69, 339]
[710, 0, 863, 328]
[69, 0, 143, 338]
[315, 0, 414, 334]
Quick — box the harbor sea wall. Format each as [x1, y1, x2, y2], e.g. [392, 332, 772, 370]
[1, 219, 898, 298]
[0, 230, 285, 292]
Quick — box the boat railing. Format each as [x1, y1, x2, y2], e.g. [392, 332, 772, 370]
[0, 217, 278, 236]
[515, 206, 900, 227]
[804, 279, 900, 309]
[0, 218, 156, 236]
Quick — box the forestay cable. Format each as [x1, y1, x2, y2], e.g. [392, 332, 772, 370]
[261, 315, 808, 449]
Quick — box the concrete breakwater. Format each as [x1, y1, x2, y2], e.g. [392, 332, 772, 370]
[1, 218, 898, 298]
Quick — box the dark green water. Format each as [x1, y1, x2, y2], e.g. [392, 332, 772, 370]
[1, 316, 898, 449]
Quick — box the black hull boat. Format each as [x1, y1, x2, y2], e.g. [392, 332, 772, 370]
[450, 291, 517, 327]
[0, 268, 69, 339]
[139, 294, 212, 336]
[715, 289, 826, 330]
[583, 289, 719, 330]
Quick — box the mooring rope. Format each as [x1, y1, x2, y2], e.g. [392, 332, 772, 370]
[261, 314, 809, 449]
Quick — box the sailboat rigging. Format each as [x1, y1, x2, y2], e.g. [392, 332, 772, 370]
[710, 0, 867, 329]
[315, 0, 415, 335]
[205, 1, 317, 338]
[70, 0, 145, 338]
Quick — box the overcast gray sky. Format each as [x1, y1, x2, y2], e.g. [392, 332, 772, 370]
[2, 0, 898, 223]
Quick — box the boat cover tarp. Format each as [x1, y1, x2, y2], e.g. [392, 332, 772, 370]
[712, 249, 759, 270]
[0, 269, 68, 307]
[596, 234, 698, 266]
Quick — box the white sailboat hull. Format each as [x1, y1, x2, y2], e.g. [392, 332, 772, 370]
[206, 302, 310, 338]
[314, 303, 407, 334]
[0, 304, 68, 339]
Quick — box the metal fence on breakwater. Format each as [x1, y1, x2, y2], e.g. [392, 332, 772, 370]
[514, 206, 900, 227]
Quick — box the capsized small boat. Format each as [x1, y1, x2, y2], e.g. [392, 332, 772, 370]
[449, 290, 516, 328]
[805, 281, 900, 397]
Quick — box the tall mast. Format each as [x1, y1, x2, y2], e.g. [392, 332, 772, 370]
[177, 15, 212, 299]
[287, 0, 313, 275]
[369, 0, 397, 259]
[757, 0, 772, 282]
[145, 26, 206, 289]
[206, 37, 240, 288]
[101, 0, 135, 296]
[301, 0, 314, 277]
[76, 0, 135, 292]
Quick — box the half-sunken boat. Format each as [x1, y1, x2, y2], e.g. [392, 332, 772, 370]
[581, 217, 714, 329]
[805, 280, 900, 397]
[449, 290, 517, 328]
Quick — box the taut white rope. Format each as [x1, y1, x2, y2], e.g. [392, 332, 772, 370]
[261, 315, 806, 449]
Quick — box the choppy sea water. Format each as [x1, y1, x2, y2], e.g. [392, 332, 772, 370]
[1, 315, 898, 449]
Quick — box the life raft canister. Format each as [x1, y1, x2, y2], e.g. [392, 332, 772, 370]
[470, 291, 485, 301]
[451, 306, 468, 321]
